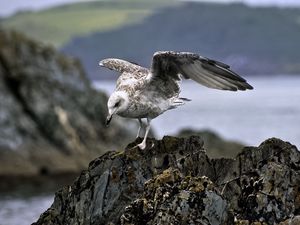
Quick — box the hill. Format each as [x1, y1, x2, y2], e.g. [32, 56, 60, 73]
[0, 0, 176, 47]
[61, 2, 300, 79]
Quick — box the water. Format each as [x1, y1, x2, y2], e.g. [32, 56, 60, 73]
[1, 75, 300, 225]
[0, 195, 53, 225]
[94, 75, 300, 147]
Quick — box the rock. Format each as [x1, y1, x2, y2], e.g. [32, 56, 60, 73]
[278, 216, 300, 225]
[0, 29, 135, 186]
[33, 136, 205, 225]
[34, 136, 300, 225]
[121, 168, 228, 225]
[178, 128, 245, 158]
[227, 138, 300, 224]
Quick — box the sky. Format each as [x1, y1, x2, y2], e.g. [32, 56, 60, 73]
[1, 0, 300, 17]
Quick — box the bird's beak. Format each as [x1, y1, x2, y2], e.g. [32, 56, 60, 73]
[106, 114, 113, 126]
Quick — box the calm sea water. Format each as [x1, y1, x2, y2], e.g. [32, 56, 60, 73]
[1, 75, 300, 225]
[94, 75, 300, 147]
[0, 195, 53, 225]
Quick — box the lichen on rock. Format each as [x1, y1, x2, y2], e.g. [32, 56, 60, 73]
[34, 136, 300, 225]
[121, 168, 228, 225]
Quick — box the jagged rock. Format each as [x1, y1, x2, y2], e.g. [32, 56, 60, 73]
[225, 138, 300, 224]
[33, 136, 205, 225]
[178, 128, 245, 158]
[0, 29, 134, 181]
[120, 168, 228, 225]
[34, 136, 300, 225]
[278, 216, 300, 225]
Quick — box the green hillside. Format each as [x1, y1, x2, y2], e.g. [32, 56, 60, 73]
[61, 2, 300, 79]
[3, 1, 300, 78]
[0, 0, 176, 47]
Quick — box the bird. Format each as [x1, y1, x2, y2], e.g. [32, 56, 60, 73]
[99, 51, 253, 150]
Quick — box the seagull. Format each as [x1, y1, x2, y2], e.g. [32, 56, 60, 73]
[99, 51, 253, 150]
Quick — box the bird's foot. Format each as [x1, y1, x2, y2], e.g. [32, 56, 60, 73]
[137, 142, 146, 150]
[136, 141, 154, 150]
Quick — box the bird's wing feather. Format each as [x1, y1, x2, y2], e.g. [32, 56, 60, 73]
[99, 58, 148, 75]
[99, 58, 149, 89]
[150, 51, 253, 91]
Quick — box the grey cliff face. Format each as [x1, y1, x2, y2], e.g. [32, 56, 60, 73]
[34, 136, 300, 225]
[0, 29, 134, 178]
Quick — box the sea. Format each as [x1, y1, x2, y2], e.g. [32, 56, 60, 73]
[1, 75, 300, 225]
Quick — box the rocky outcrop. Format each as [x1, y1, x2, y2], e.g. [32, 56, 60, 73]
[0, 29, 134, 181]
[34, 136, 300, 225]
[178, 129, 245, 158]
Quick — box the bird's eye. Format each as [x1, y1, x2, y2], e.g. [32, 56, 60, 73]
[114, 101, 120, 107]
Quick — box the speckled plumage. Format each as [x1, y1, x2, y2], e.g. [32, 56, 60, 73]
[99, 51, 253, 149]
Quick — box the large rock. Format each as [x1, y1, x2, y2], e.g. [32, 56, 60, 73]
[0, 29, 134, 181]
[34, 136, 300, 225]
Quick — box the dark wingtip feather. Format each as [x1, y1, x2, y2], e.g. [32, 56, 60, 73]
[201, 61, 246, 83]
[179, 97, 192, 101]
[239, 81, 254, 90]
[224, 87, 238, 91]
[247, 84, 254, 90]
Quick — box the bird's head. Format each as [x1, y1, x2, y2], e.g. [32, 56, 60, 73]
[106, 91, 129, 126]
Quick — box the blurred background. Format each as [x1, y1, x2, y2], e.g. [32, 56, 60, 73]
[0, 0, 300, 224]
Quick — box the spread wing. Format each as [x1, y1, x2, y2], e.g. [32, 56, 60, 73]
[99, 58, 149, 89]
[99, 58, 148, 74]
[150, 51, 253, 91]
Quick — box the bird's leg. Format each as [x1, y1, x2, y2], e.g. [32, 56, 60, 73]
[136, 118, 143, 138]
[137, 118, 151, 150]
